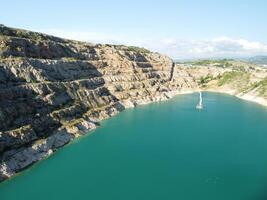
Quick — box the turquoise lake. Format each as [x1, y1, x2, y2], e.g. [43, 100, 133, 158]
[1, 92, 267, 200]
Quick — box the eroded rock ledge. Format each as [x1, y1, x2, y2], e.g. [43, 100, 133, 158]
[1, 25, 267, 182]
[0, 25, 200, 182]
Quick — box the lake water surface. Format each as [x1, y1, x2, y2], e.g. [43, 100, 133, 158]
[1, 92, 267, 200]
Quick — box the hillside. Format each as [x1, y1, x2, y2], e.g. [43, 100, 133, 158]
[0, 25, 199, 181]
[1, 26, 267, 182]
[245, 56, 267, 65]
[184, 59, 267, 103]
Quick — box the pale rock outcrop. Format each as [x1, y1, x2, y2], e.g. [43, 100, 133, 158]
[0, 25, 197, 181]
[1, 25, 267, 182]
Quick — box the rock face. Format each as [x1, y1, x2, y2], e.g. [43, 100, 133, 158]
[0, 25, 199, 182]
[1, 26, 267, 182]
[184, 60, 267, 102]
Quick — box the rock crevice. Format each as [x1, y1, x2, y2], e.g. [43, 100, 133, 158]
[1, 26, 267, 182]
[0, 25, 199, 182]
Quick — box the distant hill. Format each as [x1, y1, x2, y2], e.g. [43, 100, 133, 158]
[245, 56, 267, 65]
[175, 56, 267, 66]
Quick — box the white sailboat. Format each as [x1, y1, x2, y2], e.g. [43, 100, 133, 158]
[196, 91, 203, 109]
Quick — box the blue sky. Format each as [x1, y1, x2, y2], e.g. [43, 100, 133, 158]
[1, 0, 267, 59]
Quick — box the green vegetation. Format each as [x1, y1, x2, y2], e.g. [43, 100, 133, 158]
[187, 59, 259, 72]
[218, 71, 246, 86]
[0, 25, 66, 44]
[128, 46, 150, 54]
[258, 79, 267, 96]
[199, 75, 215, 86]
[189, 59, 234, 67]
[0, 27, 44, 42]
[249, 78, 267, 97]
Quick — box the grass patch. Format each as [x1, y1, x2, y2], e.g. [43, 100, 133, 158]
[189, 59, 234, 67]
[252, 78, 267, 97]
[218, 71, 245, 86]
[199, 74, 215, 86]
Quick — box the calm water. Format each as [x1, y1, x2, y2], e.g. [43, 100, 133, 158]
[1, 92, 267, 200]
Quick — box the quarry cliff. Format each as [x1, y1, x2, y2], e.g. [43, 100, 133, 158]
[0, 25, 198, 181]
[1, 25, 267, 182]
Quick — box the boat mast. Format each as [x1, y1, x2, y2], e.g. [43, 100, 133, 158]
[199, 92, 202, 105]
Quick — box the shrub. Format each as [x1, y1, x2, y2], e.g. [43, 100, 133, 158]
[128, 46, 150, 54]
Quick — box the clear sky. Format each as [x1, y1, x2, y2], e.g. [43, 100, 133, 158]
[1, 0, 267, 59]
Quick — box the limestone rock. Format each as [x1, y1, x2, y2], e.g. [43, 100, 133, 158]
[1, 25, 266, 182]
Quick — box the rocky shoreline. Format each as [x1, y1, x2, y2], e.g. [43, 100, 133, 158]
[0, 25, 199, 182]
[206, 89, 267, 108]
[1, 25, 267, 182]
[0, 89, 197, 182]
[1, 87, 266, 183]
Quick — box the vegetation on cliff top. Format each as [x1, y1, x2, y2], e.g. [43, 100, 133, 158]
[127, 46, 150, 54]
[217, 71, 248, 86]
[0, 24, 67, 44]
[188, 59, 234, 67]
